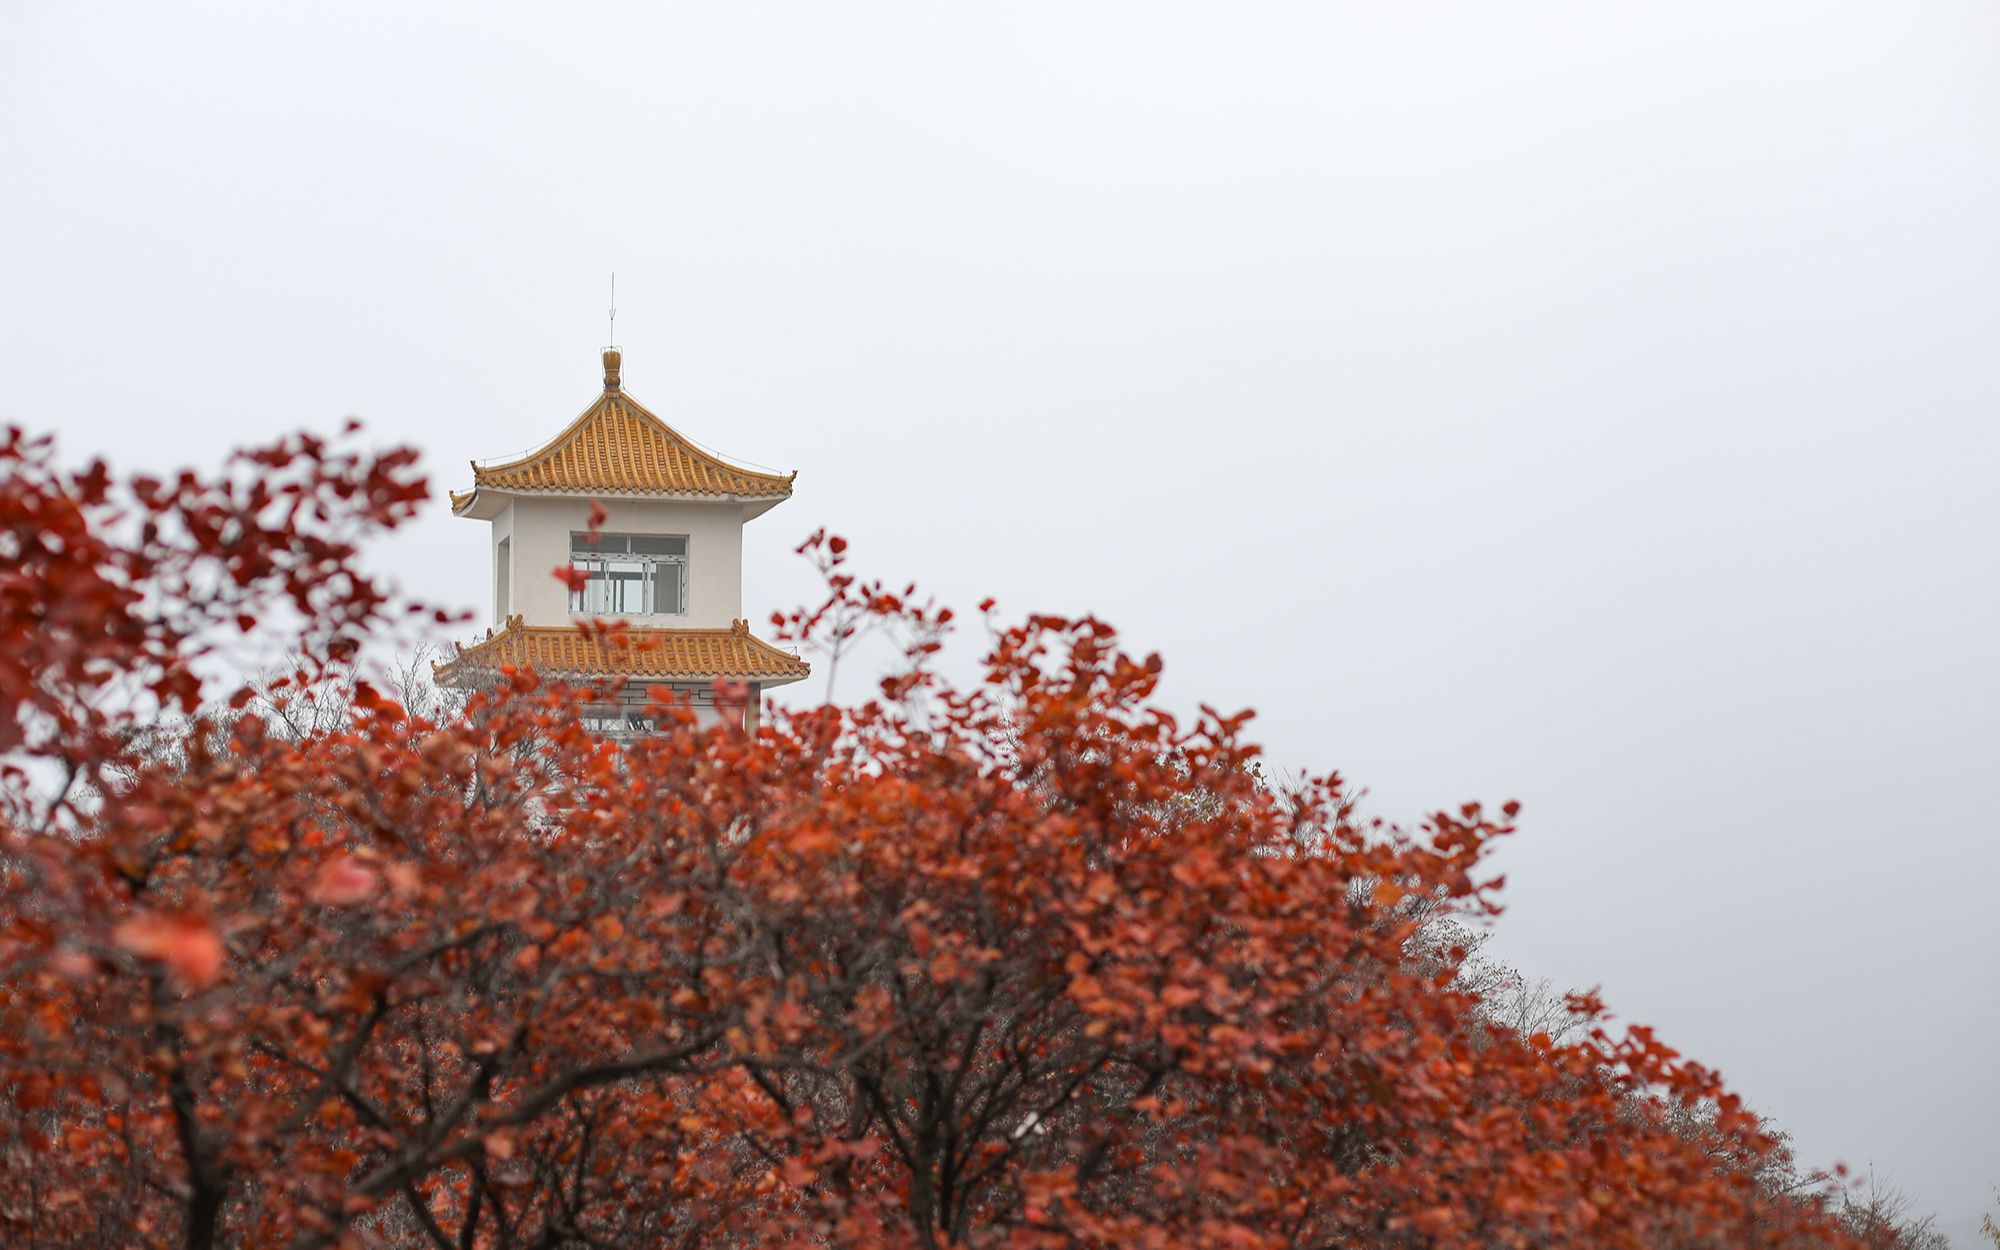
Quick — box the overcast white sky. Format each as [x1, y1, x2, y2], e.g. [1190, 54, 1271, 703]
[4, 1, 1996, 1241]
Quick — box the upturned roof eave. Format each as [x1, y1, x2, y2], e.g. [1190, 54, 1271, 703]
[450, 483, 508, 520]
[450, 482, 791, 521]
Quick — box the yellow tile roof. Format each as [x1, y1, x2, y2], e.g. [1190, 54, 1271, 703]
[454, 353, 794, 511]
[437, 618, 810, 687]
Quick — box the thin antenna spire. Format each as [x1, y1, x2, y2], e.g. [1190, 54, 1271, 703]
[607, 272, 617, 348]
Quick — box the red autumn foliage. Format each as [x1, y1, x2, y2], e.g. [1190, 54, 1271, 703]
[0, 425, 1877, 1249]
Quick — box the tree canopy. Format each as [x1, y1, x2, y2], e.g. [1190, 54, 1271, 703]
[0, 424, 1895, 1248]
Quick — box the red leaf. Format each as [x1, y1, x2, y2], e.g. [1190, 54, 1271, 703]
[112, 914, 224, 989]
[308, 856, 380, 907]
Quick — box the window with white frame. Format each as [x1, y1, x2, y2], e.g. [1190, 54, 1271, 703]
[569, 532, 687, 616]
[580, 709, 656, 737]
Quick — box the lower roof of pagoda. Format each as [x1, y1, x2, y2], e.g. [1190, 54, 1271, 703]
[436, 617, 810, 689]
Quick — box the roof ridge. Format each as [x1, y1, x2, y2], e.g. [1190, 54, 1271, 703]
[469, 389, 612, 475]
[613, 391, 795, 488]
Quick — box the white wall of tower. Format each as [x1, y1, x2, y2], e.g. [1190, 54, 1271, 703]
[489, 494, 750, 630]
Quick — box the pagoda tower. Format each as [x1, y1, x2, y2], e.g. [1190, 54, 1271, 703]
[437, 349, 809, 731]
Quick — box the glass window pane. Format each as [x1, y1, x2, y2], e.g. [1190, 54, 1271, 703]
[606, 557, 644, 614]
[575, 533, 686, 558]
[651, 562, 684, 614]
[570, 555, 598, 612]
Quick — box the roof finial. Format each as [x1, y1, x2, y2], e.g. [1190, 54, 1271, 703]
[600, 273, 623, 391]
[602, 273, 623, 391]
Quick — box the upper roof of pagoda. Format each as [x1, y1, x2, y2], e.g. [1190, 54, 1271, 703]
[451, 350, 796, 519]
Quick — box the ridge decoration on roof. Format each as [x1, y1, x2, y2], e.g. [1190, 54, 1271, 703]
[435, 616, 810, 688]
[452, 351, 794, 515]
